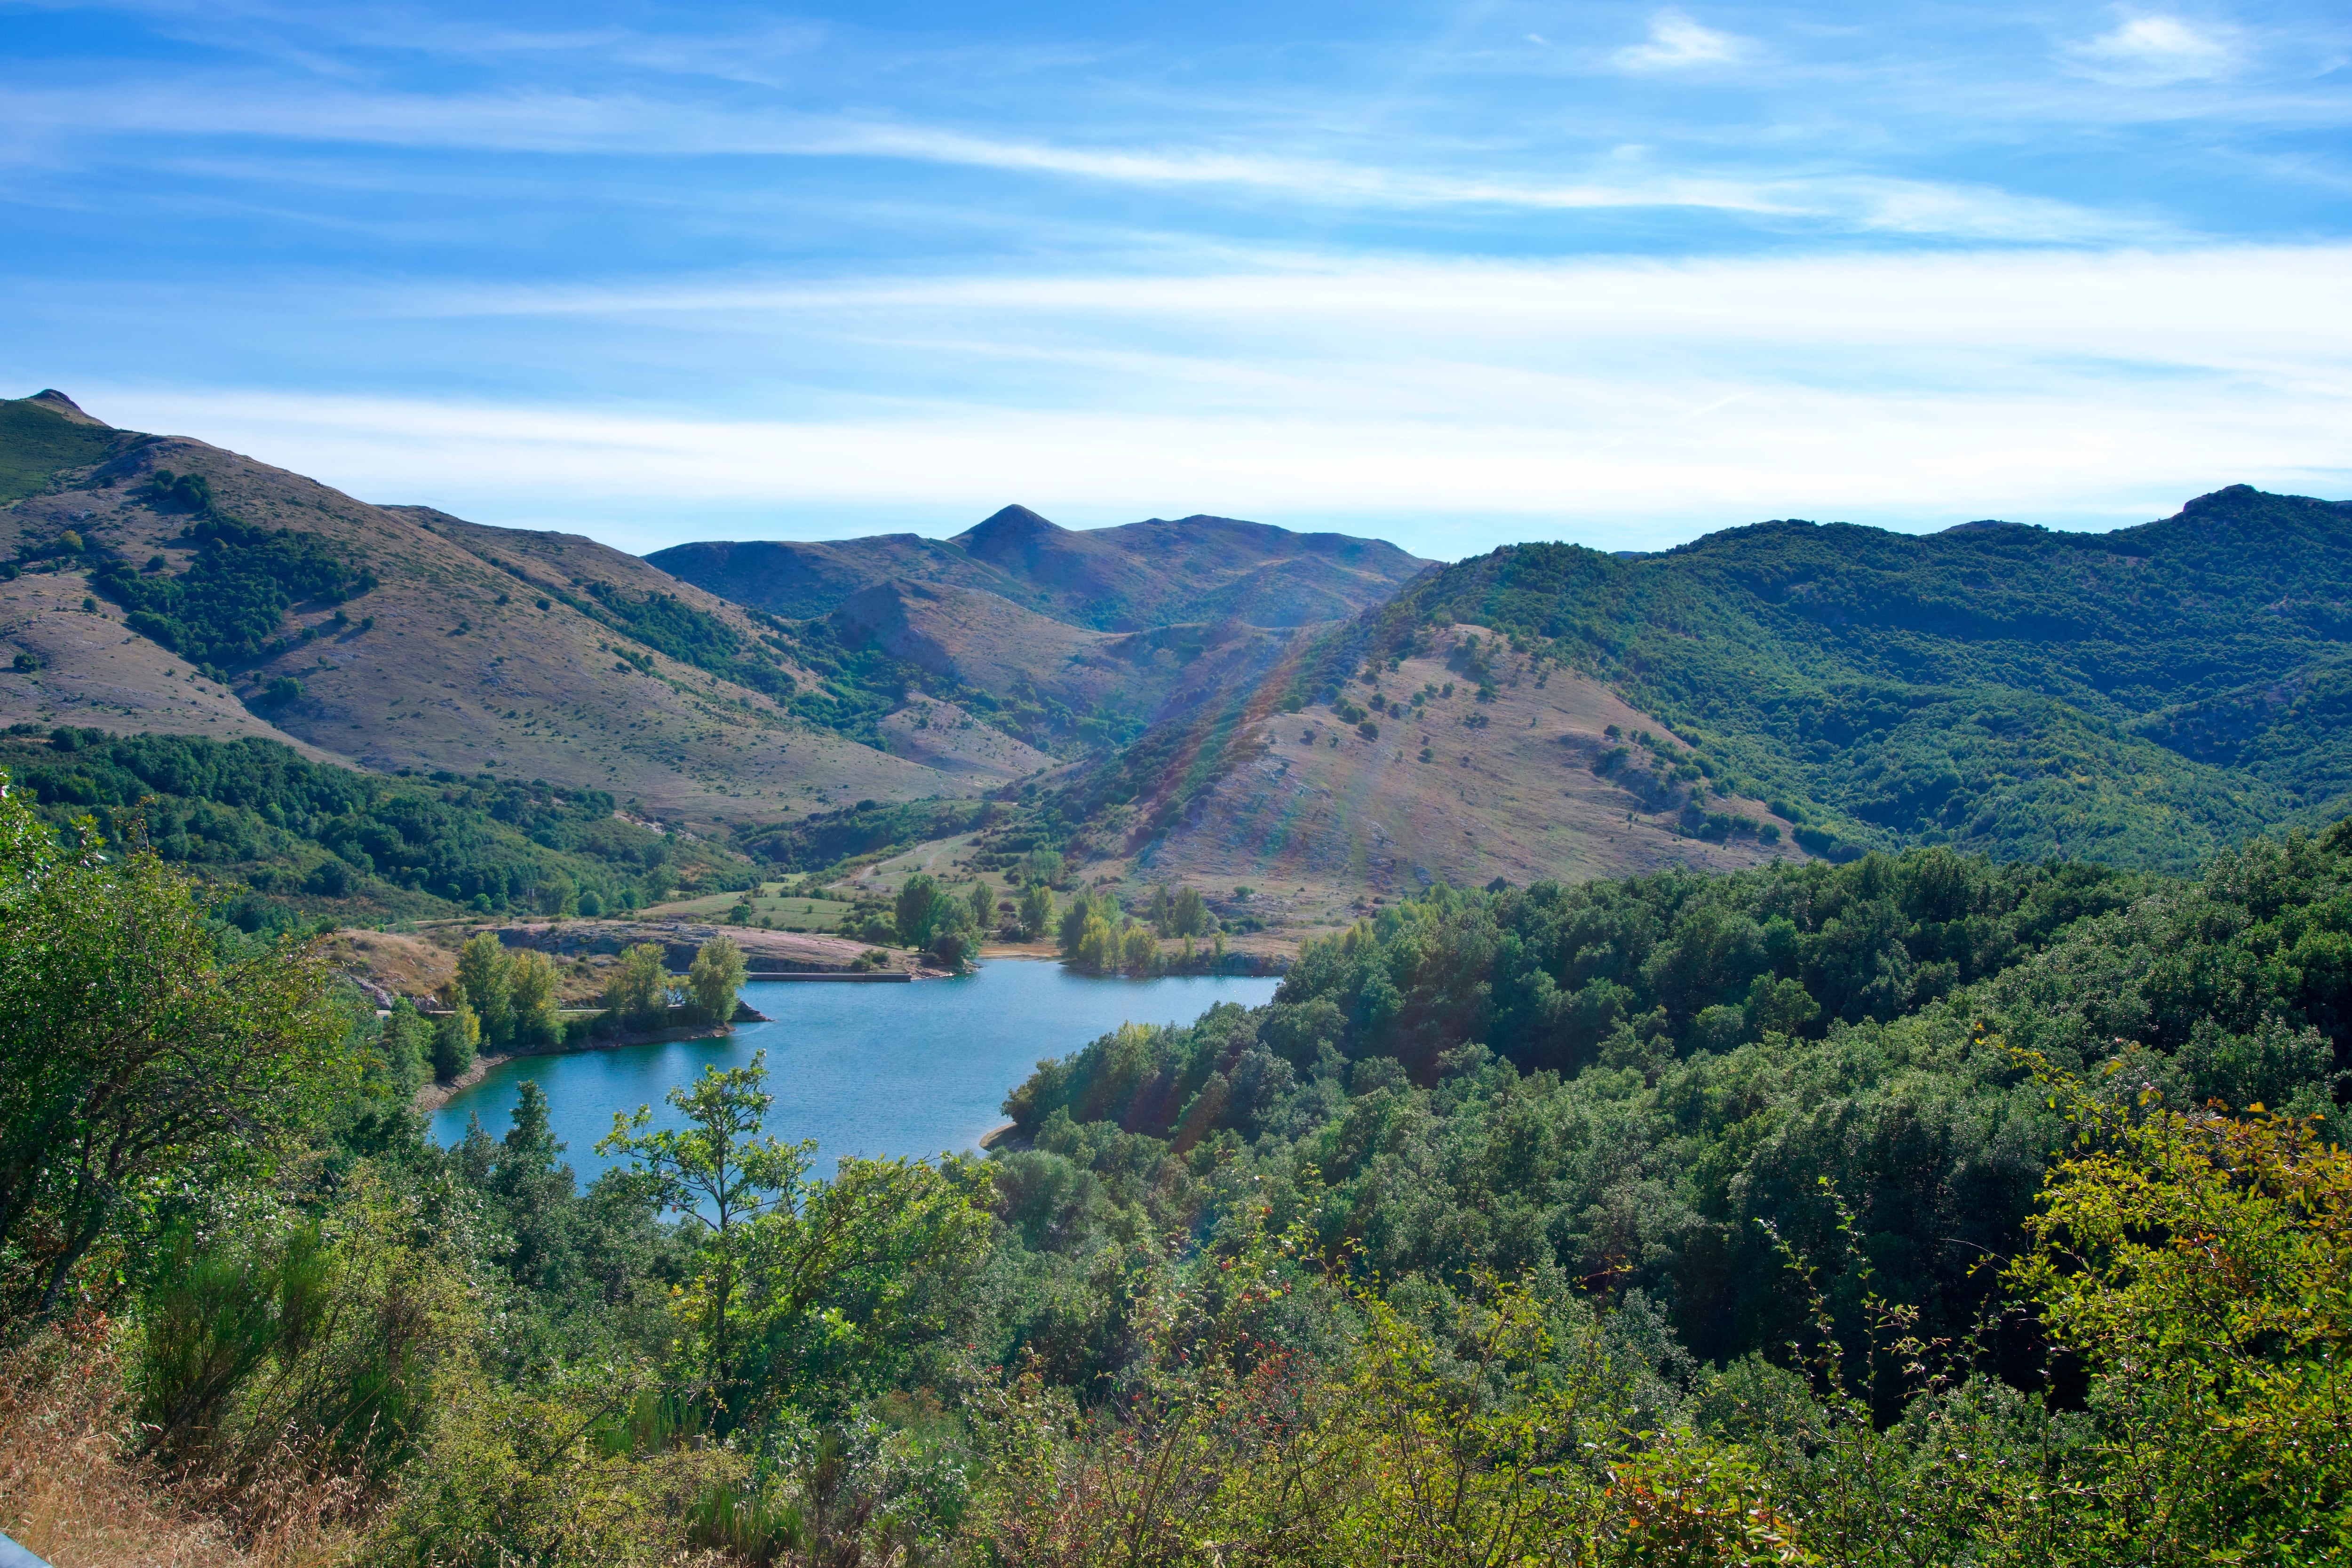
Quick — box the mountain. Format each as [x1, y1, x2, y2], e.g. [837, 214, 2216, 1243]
[17, 381, 2345, 927]
[0, 392, 1040, 833]
[1146, 485, 2352, 881]
[648, 504, 1433, 631]
[1037, 620, 1804, 931]
[828, 577, 1302, 750]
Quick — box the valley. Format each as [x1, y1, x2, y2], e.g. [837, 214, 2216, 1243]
[6, 385, 2352, 962]
[11, 386, 2352, 1568]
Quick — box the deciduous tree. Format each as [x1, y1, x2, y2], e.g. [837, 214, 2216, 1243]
[0, 772, 345, 1319]
[688, 935, 746, 1027]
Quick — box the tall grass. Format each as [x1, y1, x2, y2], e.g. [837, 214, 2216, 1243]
[1, 1320, 358, 1568]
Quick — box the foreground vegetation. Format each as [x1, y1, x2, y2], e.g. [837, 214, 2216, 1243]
[5, 755, 2351, 1562]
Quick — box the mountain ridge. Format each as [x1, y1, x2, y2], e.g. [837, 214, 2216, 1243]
[651, 503, 1433, 631]
[1230, 482, 2352, 877]
[12, 385, 2352, 927]
[0, 394, 1026, 831]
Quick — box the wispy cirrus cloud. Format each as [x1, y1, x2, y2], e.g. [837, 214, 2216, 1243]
[0, 84, 2177, 242]
[45, 243, 2350, 558]
[4, 0, 2347, 567]
[2068, 14, 2241, 84]
[1615, 10, 1751, 72]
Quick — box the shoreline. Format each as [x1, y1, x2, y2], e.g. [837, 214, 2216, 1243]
[412, 1010, 764, 1115]
[413, 960, 1286, 1122]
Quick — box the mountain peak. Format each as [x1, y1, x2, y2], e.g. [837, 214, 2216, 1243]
[959, 504, 1064, 544]
[26, 389, 107, 427]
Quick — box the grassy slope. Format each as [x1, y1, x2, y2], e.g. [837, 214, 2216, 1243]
[0, 393, 118, 502]
[830, 577, 1304, 751]
[1019, 487, 2351, 918]
[1333, 486, 2352, 875]
[646, 533, 1046, 621]
[0, 398, 1025, 832]
[944, 505, 1434, 631]
[1121, 626, 1803, 916]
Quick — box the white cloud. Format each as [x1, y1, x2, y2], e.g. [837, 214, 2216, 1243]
[1615, 11, 1748, 72]
[2070, 14, 2239, 84]
[62, 244, 2352, 558]
[0, 86, 2169, 243]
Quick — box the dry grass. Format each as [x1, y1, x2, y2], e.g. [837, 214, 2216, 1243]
[0, 1323, 361, 1568]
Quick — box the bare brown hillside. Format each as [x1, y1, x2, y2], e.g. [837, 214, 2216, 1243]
[0, 398, 1032, 828]
[0, 567, 332, 752]
[1100, 626, 1808, 927]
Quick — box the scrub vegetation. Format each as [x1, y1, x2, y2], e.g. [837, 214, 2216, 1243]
[8, 752, 2350, 1564]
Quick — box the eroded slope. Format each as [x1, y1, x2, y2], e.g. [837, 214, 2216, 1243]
[0, 396, 1035, 828]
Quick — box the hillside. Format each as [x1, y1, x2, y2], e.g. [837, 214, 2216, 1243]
[1118, 626, 1798, 904]
[1377, 486, 2352, 873]
[0, 728, 753, 930]
[649, 503, 1433, 631]
[1017, 620, 1806, 934]
[830, 577, 1302, 750]
[1076, 486, 2349, 890]
[0, 392, 1040, 832]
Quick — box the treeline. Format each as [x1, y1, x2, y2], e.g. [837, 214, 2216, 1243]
[5, 768, 2349, 1563]
[735, 796, 1005, 875]
[1, 731, 743, 925]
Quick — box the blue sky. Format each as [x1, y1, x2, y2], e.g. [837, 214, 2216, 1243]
[3, 1, 2348, 559]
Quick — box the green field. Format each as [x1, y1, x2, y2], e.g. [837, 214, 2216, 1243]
[643, 880, 858, 932]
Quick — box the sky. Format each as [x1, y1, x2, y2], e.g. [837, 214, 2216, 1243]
[3, 1, 2349, 560]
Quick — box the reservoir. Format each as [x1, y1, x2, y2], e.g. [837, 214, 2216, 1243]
[428, 960, 1281, 1181]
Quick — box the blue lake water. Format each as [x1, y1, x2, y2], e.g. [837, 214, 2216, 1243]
[428, 960, 1280, 1180]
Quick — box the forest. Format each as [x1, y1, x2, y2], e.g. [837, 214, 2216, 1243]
[5, 747, 2348, 1564]
[0, 731, 747, 928]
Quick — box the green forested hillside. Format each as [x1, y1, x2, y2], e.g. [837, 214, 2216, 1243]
[0, 729, 746, 926]
[1002, 832, 2349, 1371]
[1285, 485, 2352, 875]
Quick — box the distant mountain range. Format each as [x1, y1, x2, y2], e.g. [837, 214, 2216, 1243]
[648, 504, 1431, 629]
[5, 385, 2349, 925]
